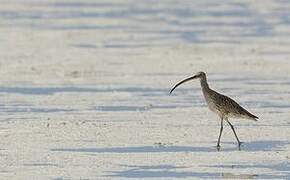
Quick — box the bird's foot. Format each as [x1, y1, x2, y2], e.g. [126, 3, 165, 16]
[216, 145, 221, 151]
[238, 141, 244, 150]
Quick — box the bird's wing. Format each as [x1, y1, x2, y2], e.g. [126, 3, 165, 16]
[211, 91, 258, 120]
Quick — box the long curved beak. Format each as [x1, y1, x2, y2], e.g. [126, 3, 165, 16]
[170, 75, 199, 94]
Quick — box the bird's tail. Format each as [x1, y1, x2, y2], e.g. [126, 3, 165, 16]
[246, 112, 259, 121]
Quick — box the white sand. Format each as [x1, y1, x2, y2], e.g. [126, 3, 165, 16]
[0, 0, 290, 179]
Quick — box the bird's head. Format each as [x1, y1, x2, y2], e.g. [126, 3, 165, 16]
[195, 71, 206, 78]
[170, 71, 206, 94]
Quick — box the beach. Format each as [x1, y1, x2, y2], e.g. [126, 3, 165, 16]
[0, 0, 290, 179]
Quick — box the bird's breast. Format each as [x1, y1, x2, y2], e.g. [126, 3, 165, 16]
[203, 92, 218, 112]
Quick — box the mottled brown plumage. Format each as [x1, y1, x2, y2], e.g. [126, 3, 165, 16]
[204, 87, 258, 121]
[170, 72, 258, 150]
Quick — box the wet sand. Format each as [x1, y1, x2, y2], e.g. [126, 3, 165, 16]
[0, 0, 290, 179]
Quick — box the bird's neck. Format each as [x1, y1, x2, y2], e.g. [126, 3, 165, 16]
[200, 77, 210, 91]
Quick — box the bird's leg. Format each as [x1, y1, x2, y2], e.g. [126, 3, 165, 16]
[216, 118, 223, 151]
[226, 120, 242, 148]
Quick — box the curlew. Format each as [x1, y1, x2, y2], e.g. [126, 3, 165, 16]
[170, 72, 258, 150]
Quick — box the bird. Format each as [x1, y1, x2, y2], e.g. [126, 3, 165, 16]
[170, 72, 258, 150]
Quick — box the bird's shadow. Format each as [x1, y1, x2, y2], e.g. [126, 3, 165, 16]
[213, 140, 290, 152]
[50, 140, 289, 153]
[240, 140, 290, 152]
